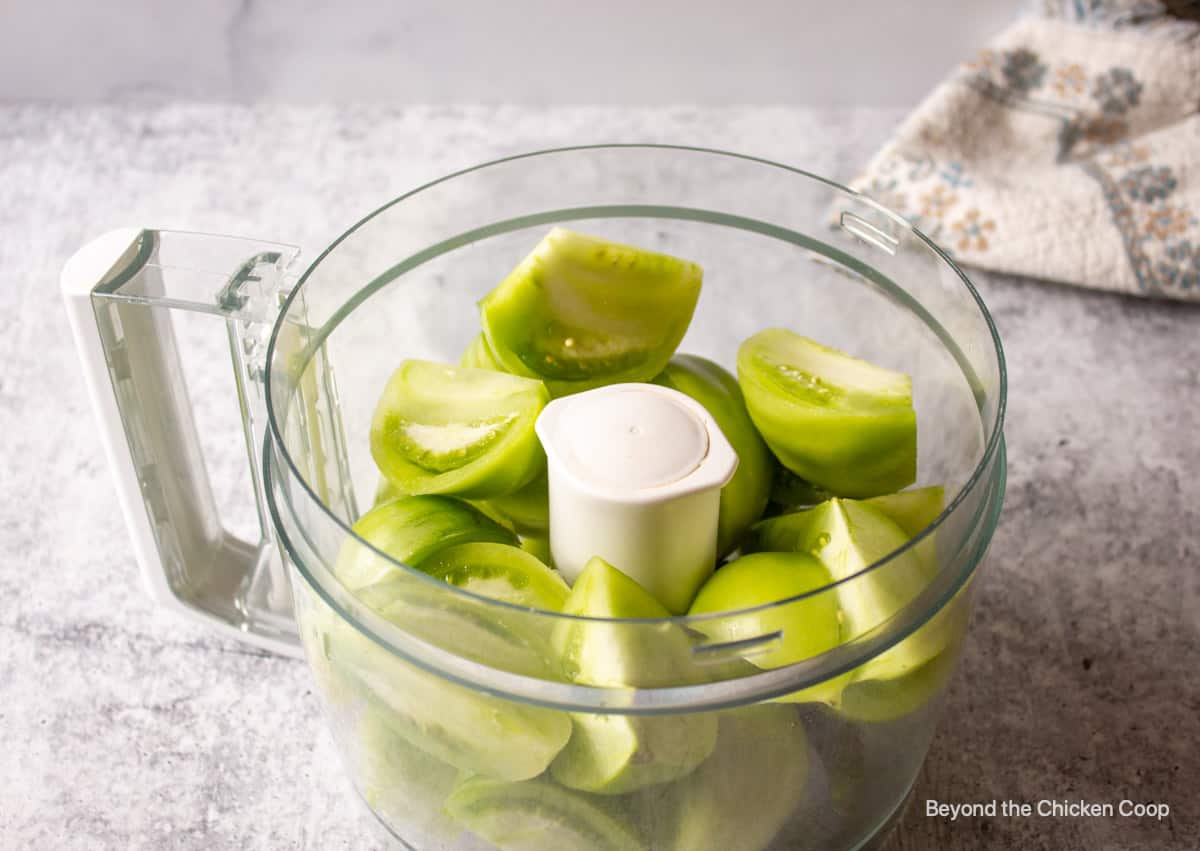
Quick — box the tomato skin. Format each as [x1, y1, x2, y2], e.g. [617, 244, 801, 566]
[737, 329, 916, 499]
[747, 498, 949, 684]
[446, 776, 645, 851]
[549, 557, 719, 796]
[459, 333, 503, 371]
[475, 471, 549, 536]
[480, 228, 703, 397]
[654, 355, 774, 556]
[420, 542, 569, 611]
[862, 485, 945, 538]
[688, 551, 840, 668]
[370, 360, 549, 500]
[335, 495, 517, 590]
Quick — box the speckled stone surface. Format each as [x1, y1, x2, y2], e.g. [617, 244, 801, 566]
[1, 105, 1197, 850]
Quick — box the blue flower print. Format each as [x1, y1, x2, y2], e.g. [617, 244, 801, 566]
[1160, 241, 1200, 290]
[938, 162, 973, 189]
[1001, 49, 1047, 92]
[1117, 166, 1177, 203]
[1091, 68, 1142, 114]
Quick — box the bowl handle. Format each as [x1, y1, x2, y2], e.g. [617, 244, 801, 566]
[61, 228, 308, 657]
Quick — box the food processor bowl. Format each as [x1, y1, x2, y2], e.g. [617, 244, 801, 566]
[64, 146, 1006, 851]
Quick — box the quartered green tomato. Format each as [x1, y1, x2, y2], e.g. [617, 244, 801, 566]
[336, 495, 517, 590]
[519, 534, 554, 566]
[864, 484, 945, 576]
[863, 485, 945, 538]
[747, 498, 947, 684]
[446, 776, 646, 851]
[653, 355, 775, 556]
[476, 471, 550, 536]
[837, 645, 958, 723]
[353, 701, 461, 840]
[355, 577, 555, 678]
[460, 332, 504, 371]
[419, 541, 569, 611]
[326, 610, 571, 782]
[644, 705, 809, 851]
[688, 552, 848, 705]
[479, 228, 703, 396]
[330, 532, 573, 782]
[370, 359, 549, 499]
[550, 557, 718, 795]
[770, 467, 832, 512]
[373, 476, 402, 507]
[737, 329, 917, 498]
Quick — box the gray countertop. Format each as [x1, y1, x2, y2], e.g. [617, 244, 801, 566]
[1, 105, 1196, 851]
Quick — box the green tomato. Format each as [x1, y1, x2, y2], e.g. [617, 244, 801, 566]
[748, 498, 946, 683]
[550, 557, 718, 795]
[862, 485, 945, 538]
[446, 776, 646, 851]
[653, 355, 774, 556]
[836, 646, 957, 723]
[353, 701, 462, 840]
[336, 495, 516, 590]
[688, 552, 847, 705]
[327, 614, 571, 782]
[863, 484, 946, 579]
[477, 471, 550, 535]
[355, 577, 554, 678]
[480, 228, 703, 396]
[644, 704, 809, 851]
[519, 534, 554, 566]
[689, 553, 838, 669]
[554, 556, 691, 687]
[460, 332, 504, 371]
[769, 467, 832, 511]
[370, 359, 549, 499]
[737, 329, 916, 498]
[420, 541, 569, 611]
[373, 476, 402, 507]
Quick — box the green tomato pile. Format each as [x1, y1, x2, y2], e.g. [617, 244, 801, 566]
[311, 228, 963, 851]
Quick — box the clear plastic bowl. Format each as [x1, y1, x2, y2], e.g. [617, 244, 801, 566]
[263, 146, 1007, 851]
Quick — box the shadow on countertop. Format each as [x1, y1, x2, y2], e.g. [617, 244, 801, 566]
[889, 272, 1200, 851]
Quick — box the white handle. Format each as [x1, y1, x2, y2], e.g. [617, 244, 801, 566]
[62, 228, 304, 657]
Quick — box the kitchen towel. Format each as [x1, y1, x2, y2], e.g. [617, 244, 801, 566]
[847, 0, 1200, 300]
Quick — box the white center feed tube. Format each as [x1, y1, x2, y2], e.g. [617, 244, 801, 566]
[536, 383, 738, 614]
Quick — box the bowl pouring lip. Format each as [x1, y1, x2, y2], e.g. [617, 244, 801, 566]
[263, 144, 1008, 704]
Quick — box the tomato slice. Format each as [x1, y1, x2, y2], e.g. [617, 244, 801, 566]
[748, 498, 948, 683]
[862, 485, 945, 538]
[327, 606, 572, 782]
[370, 359, 549, 499]
[650, 705, 809, 851]
[654, 354, 775, 556]
[446, 776, 645, 851]
[336, 495, 516, 590]
[737, 329, 916, 498]
[459, 332, 503, 371]
[420, 541, 569, 611]
[480, 228, 703, 396]
[476, 471, 549, 536]
[688, 552, 847, 704]
[550, 557, 718, 795]
[689, 552, 840, 669]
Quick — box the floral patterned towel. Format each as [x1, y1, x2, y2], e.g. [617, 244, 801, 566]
[848, 0, 1200, 300]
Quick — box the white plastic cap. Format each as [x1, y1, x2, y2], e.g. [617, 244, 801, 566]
[535, 383, 738, 614]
